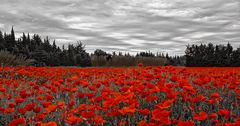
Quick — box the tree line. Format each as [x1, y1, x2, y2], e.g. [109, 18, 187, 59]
[0, 27, 91, 66]
[0, 27, 185, 67]
[0, 27, 239, 67]
[185, 43, 240, 67]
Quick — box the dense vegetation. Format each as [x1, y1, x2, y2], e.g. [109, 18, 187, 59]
[0, 28, 91, 67]
[0, 27, 239, 67]
[185, 43, 240, 67]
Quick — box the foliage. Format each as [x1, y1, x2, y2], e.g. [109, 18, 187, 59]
[1, 27, 239, 67]
[0, 50, 33, 66]
[0, 28, 92, 67]
[136, 51, 155, 57]
[92, 50, 184, 67]
[30, 49, 49, 66]
[94, 49, 107, 56]
[91, 55, 168, 67]
[185, 43, 240, 67]
[75, 53, 92, 67]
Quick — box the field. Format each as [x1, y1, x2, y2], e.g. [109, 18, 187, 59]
[0, 66, 239, 126]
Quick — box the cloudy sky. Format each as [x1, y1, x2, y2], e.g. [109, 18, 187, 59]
[0, 0, 239, 55]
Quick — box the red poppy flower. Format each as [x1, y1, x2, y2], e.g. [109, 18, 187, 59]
[45, 105, 57, 113]
[8, 102, 15, 108]
[68, 101, 74, 108]
[85, 93, 95, 99]
[19, 90, 28, 98]
[65, 115, 81, 125]
[138, 108, 150, 116]
[88, 85, 96, 91]
[170, 75, 178, 82]
[207, 97, 218, 103]
[80, 81, 89, 88]
[41, 101, 51, 108]
[0, 88, 6, 93]
[211, 119, 219, 125]
[40, 121, 57, 126]
[82, 111, 95, 118]
[234, 118, 240, 125]
[57, 101, 65, 109]
[210, 93, 220, 99]
[105, 111, 121, 117]
[17, 108, 26, 115]
[4, 107, 14, 114]
[137, 63, 143, 67]
[208, 113, 217, 119]
[218, 109, 230, 119]
[146, 95, 158, 102]
[0, 107, 4, 113]
[92, 116, 105, 125]
[46, 95, 54, 101]
[193, 111, 207, 121]
[119, 106, 136, 115]
[151, 109, 170, 121]
[9, 117, 25, 126]
[77, 93, 85, 98]
[155, 99, 174, 110]
[35, 113, 45, 121]
[177, 120, 194, 126]
[36, 96, 44, 101]
[33, 106, 41, 113]
[137, 121, 148, 126]
[183, 86, 196, 94]
[25, 103, 36, 111]
[14, 98, 24, 104]
[93, 96, 102, 103]
[118, 121, 127, 126]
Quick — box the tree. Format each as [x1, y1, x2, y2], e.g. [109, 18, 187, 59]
[206, 43, 215, 66]
[0, 31, 5, 50]
[185, 43, 239, 67]
[1, 28, 240, 67]
[31, 34, 42, 51]
[74, 41, 92, 67]
[0, 28, 94, 67]
[231, 48, 240, 66]
[112, 51, 116, 56]
[137, 51, 155, 57]
[30, 49, 49, 66]
[75, 53, 92, 67]
[218, 45, 227, 66]
[226, 42, 233, 66]
[75, 41, 85, 53]
[42, 37, 52, 52]
[4, 34, 13, 52]
[67, 44, 75, 66]
[48, 52, 61, 66]
[11, 26, 15, 43]
[21, 33, 27, 47]
[52, 40, 57, 52]
[94, 49, 107, 56]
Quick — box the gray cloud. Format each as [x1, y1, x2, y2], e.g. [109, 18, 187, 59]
[0, 0, 239, 55]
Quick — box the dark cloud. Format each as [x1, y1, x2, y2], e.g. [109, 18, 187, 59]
[0, 0, 239, 55]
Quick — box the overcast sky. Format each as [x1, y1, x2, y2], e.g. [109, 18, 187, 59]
[0, 0, 239, 55]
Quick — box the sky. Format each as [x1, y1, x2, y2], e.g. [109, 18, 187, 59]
[0, 0, 239, 55]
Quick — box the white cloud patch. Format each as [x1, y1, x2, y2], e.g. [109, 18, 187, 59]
[68, 23, 99, 30]
[0, 23, 4, 28]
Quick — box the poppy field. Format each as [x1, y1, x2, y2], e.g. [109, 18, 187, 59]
[0, 65, 239, 126]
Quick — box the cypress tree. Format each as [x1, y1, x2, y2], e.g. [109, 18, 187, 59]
[0, 31, 5, 50]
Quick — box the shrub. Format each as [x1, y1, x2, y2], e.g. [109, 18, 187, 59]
[91, 55, 167, 67]
[0, 50, 33, 66]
